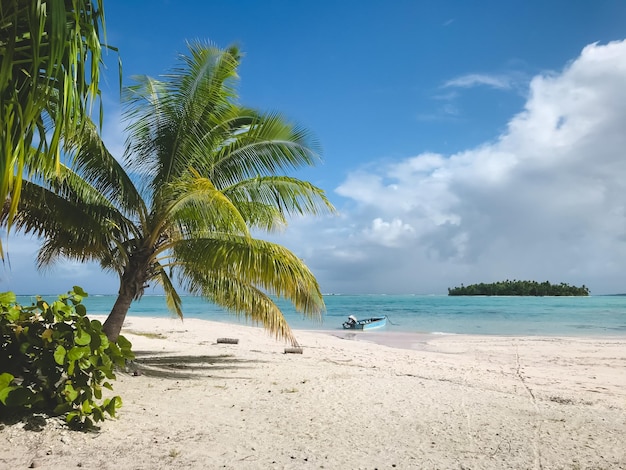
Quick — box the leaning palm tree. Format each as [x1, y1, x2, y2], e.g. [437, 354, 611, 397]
[0, 0, 111, 254]
[6, 41, 335, 344]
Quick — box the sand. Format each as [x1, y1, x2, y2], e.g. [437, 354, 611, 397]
[1, 316, 625, 469]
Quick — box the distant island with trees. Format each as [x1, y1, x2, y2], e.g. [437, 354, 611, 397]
[448, 280, 590, 296]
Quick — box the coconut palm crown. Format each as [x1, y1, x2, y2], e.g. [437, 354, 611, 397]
[7, 41, 335, 345]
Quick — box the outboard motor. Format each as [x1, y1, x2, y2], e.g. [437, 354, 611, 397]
[343, 315, 358, 329]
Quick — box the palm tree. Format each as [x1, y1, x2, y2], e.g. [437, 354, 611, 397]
[0, 0, 111, 253]
[5, 41, 335, 345]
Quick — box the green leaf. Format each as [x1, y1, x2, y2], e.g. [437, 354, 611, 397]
[81, 400, 93, 414]
[100, 354, 112, 370]
[0, 373, 17, 405]
[92, 407, 104, 422]
[74, 328, 91, 346]
[4, 387, 36, 407]
[0, 372, 15, 390]
[89, 332, 102, 350]
[54, 345, 67, 365]
[53, 321, 74, 338]
[53, 402, 72, 415]
[116, 335, 132, 351]
[73, 286, 88, 297]
[67, 346, 88, 361]
[4, 306, 21, 322]
[66, 411, 80, 425]
[104, 396, 122, 417]
[116, 335, 135, 360]
[89, 354, 101, 367]
[64, 383, 79, 402]
[107, 342, 121, 358]
[0, 292, 16, 304]
[0, 386, 17, 405]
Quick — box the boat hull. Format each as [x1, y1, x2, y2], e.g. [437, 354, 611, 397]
[343, 316, 387, 330]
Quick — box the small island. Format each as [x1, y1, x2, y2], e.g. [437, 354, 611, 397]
[448, 280, 590, 296]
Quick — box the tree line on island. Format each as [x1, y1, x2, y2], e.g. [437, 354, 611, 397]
[448, 280, 590, 296]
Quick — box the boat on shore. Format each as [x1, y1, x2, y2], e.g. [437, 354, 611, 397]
[342, 315, 387, 330]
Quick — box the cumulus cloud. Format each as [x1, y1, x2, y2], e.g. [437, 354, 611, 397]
[297, 40, 626, 294]
[363, 218, 415, 247]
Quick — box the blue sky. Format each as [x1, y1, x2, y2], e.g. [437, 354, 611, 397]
[3, 0, 626, 295]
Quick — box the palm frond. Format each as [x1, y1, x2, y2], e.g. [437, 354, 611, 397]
[154, 263, 184, 319]
[6, 173, 134, 271]
[172, 234, 325, 318]
[180, 270, 299, 345]
[206, 111, 321, 185]
[122, 76, 171, 186]
[64, 119, 145, 218]
[158, 171, 250, 241]
[225, 175, 335, 228]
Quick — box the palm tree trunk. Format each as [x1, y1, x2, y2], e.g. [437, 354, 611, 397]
[102, 252, 151, 341]
[102, 288, 135, 342]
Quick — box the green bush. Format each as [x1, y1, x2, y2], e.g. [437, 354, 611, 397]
[0, 287, 134, 428]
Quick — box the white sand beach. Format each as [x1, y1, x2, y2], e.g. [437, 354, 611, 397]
[2, 316, 625, 469]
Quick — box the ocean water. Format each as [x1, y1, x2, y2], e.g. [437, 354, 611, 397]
[15, 293, 626, 337]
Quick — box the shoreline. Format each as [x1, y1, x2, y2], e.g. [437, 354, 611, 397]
[318, 327, 626, 351]
[2, 316, 625, 469]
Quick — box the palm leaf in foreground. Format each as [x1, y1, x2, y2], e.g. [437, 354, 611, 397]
[0, 0, 113, 254]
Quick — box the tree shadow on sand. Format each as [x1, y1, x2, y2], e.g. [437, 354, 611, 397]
[126, 350, 267, 380]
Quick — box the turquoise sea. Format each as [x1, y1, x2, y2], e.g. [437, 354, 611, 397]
[16, 294, 626, 337]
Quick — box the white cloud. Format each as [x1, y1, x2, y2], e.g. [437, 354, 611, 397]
[363, 218, 415, 247]
[288, 40, 626, 294]
[443, 73, 514, 90]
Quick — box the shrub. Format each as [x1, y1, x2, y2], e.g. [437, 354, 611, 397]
[0, 287, 134, 428]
